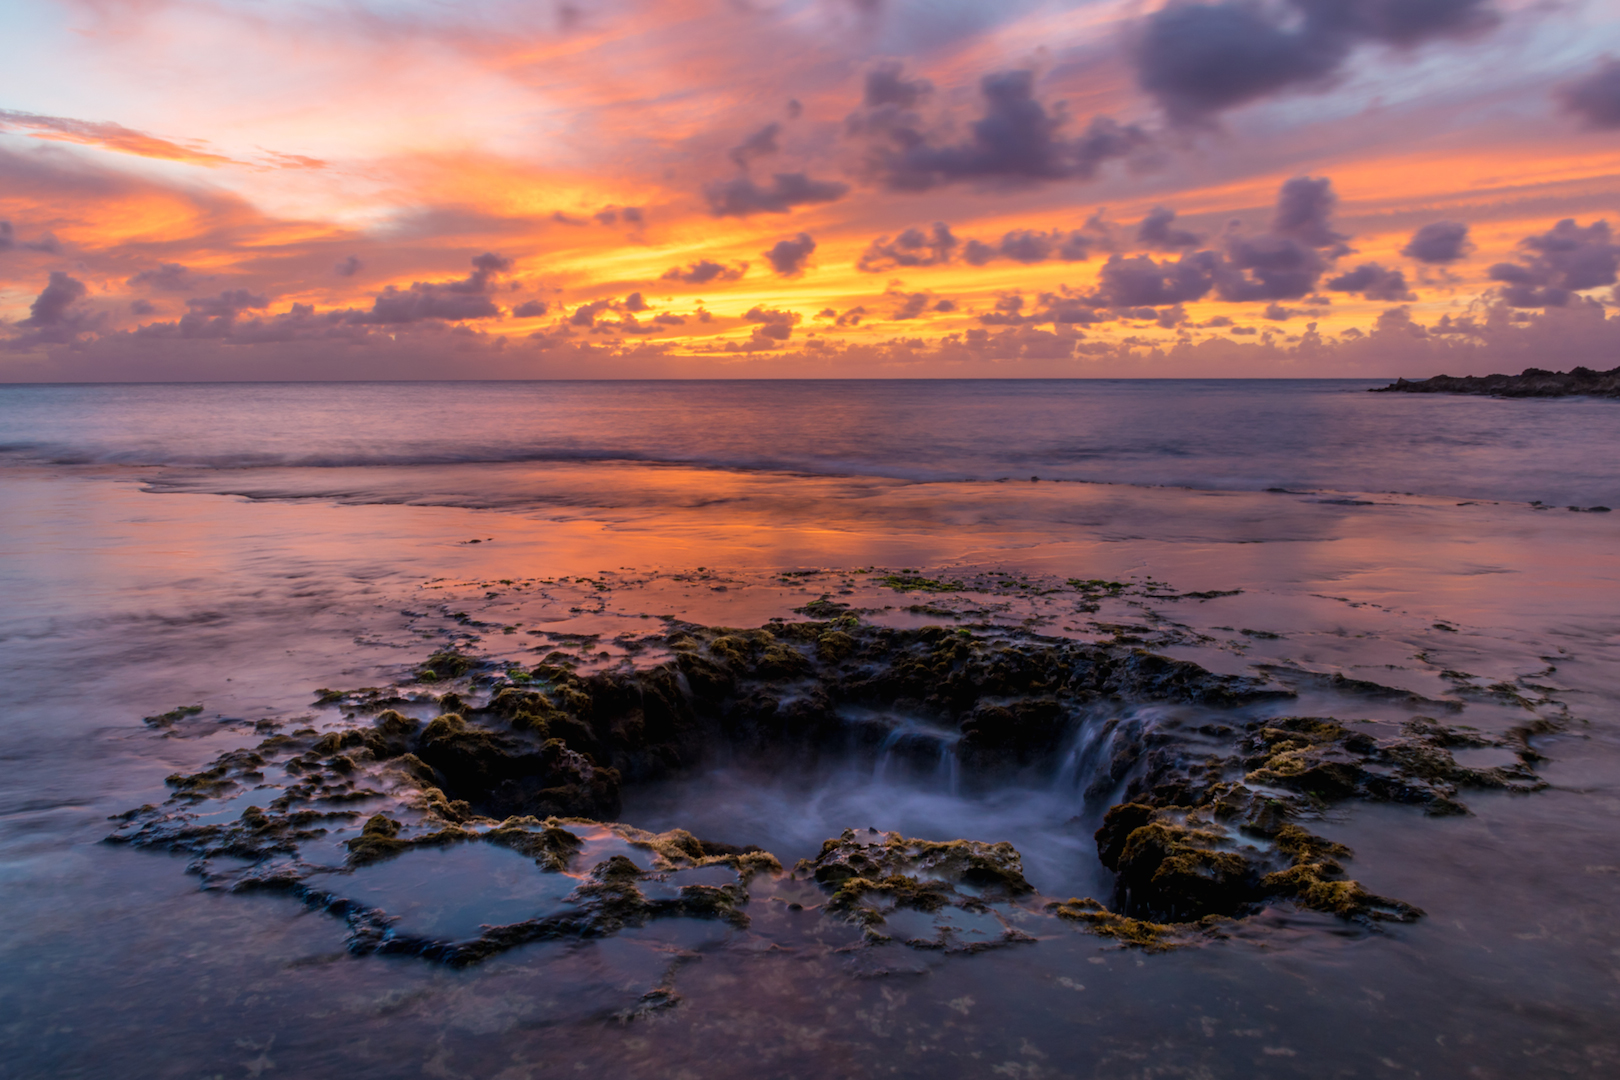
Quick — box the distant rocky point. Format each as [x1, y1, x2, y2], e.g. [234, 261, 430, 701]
[1374, 365, 1620, 398]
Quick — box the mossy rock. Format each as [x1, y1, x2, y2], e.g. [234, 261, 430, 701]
[418, 650, 475, 681]
[1046, 898, 1181, 951]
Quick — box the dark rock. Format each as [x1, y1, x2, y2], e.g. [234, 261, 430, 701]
[1080, 711, 1538, 925]
[1373, 365, 1620, 398]
[114, 617, 1567, 961]
[799, 829, 1035, 950]
[799, 828, 1034, 897]
[1095, 803, 1157, 869]
[415, 714, 622, 820]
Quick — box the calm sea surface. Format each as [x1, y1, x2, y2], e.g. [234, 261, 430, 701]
[1, 379, 1617, 504]
[2, 381, 1618, 1078]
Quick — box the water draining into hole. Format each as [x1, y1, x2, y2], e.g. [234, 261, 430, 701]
[619, 705, 1176, 900]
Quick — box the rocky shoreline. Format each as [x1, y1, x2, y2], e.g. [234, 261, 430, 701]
[1374, 365, 1620, 397]
[108, 615, 1563, 970]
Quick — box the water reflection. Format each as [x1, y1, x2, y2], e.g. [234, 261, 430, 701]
[2, 383, 1620, 1077]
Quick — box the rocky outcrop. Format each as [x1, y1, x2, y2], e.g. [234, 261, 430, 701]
[467, 621, 1290, 798]
[1076, 713, 1548, 926]
[794, 829, 1037, 951]
[1374, 365, 1620, 398]
[107, 620, 1564, 965]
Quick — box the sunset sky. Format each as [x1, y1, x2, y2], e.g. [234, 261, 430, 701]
[2, 0, 1618, 378]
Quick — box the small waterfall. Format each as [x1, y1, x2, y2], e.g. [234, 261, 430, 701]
[1054, 718, 1109, 790]
[1053, 709, 1161, 805]
[934, 741, 960, 796]
[865, 714, 963, 794]
[872, 726, 907, 782]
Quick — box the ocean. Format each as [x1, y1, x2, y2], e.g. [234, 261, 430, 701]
[4, 379, 1619, 502]
[2, 380, 1617, 1078]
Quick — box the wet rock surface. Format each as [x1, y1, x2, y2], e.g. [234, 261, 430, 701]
[108, 617, 1567, 980]
[1073, 712, 1553, 927]
[797, 829, 1037, 952]
[1374, 364, 1620, 399]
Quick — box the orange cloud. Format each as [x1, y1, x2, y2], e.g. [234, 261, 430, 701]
[4, 0, 1620, 375]
[0, 109, 239, 167]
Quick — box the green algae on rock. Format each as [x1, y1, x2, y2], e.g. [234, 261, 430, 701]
[1079, 709, 1554, 927]
[799, 829, 1034, 895]
[879, 573, 964, 593]
[107, 615, 1566, 967]
[1045, 897, 1204, 952]
[797, 829, 1037, 951]
[143, 703, 204, 728]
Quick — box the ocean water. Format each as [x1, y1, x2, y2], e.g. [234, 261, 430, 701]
[3, 379, 1619, 504]
[2, 380, 1619, 1078]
